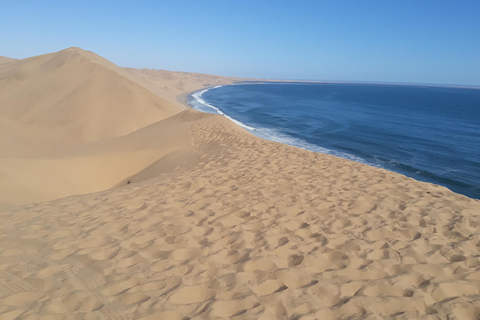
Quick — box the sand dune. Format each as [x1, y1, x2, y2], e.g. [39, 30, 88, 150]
[0, 56, 17, 66]
[123, 68, 247, 110]
[1, 110, 480, 319]
[0, 111, 196, 208]
[0, 48, 239, 207]
[0, 47, 180, 155]
[1, 48, 480, 319]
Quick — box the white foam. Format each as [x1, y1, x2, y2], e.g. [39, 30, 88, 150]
[190, 87, 256, 131]
[253, 127, 372, 165]
[188, 86, 377, 167]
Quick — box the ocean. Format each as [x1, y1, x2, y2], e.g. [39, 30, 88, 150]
[188, 83, 480, 199]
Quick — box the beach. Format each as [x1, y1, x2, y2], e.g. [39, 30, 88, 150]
[192, 83, 480, 199]
[1, 48, 480, 319]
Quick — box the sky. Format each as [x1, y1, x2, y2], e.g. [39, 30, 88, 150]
[1, 1, 479, 86]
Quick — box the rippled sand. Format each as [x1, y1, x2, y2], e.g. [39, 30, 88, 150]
[1, 110, 480, 319]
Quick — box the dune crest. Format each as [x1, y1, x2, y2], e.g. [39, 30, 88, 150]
[0, 48, 239, 207]
[0, 55, 17, 66]
[0, 47, 180, 155]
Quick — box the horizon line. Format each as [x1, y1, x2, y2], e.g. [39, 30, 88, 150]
[234, 79, 480, 90]
[4, 47, 479, 90]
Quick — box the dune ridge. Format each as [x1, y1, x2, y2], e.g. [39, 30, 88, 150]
[0, 47, 183, 155]
[0, 56, 17, 66]
[0, 48, 480, 319]
[0, 48, 239, 207]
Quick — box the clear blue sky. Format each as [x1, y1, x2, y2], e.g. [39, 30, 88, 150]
[1, 1, 479, 85]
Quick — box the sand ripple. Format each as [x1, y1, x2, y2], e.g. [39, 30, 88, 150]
[1, 113, 480, 319]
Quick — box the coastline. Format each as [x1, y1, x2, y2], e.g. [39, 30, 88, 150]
[184, 83, 480, 200]
[3, 103, 479, 318]
[176, 89, 197, 109]
[2, 48, 480, 319]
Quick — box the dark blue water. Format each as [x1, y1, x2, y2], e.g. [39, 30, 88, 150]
[189, 83, 480, 199]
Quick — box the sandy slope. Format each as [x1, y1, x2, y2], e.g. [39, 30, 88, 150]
[0, 48, 238, 207]
[1, 110, 480, 319]
[123, 68, 246, 110]
[0, 112, 193, 208]
[0, 56, 17, 66]
[1, 48, 480, 319]
[0, 47, 180, 156]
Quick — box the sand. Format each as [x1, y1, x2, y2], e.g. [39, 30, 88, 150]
[1, 48, 480, 319]
[0, 48, 237, 207]
[0, 56, 17, 66]
[123, 68, 248, 111]
[0, 47, 182, 156]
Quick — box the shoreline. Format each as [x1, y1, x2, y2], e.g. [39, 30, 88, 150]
[3, 103, 479, 318]
[2, 47, 480, 319]
[176, 89, 197, 109]
[181, 84, 479, 200]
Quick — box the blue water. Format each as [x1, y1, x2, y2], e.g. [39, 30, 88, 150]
[188, 83, 480, 199]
